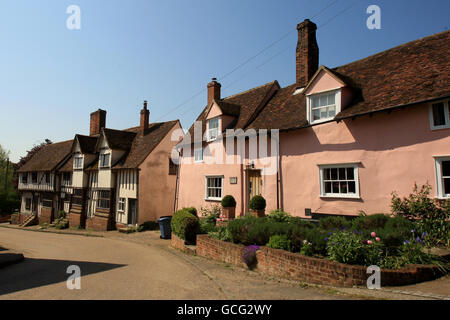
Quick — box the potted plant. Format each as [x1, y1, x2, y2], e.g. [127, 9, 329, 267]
[249, 195, 266, 217]
[221, 195, 236, 220]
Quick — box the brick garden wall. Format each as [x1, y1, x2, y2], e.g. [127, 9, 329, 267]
[196, 234, 444, 287]
[170, 234, 197, 255]
[39, 207, 53, 225]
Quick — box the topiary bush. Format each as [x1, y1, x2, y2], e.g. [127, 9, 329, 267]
[171, 209, 200, 244]
[221, 195, 236, 208]
[249, 195, 266, 211]
[266, 234, 291, 251]
[183, 207, 198, 217]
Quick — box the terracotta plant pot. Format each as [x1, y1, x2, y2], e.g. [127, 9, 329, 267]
[222, 207, 236, 220]
[251, 209, 265, 218]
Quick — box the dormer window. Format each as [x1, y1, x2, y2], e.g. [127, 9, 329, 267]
[99, 153, 110, 168]
[74, 155, 83, 169]
[307, 90, 341, 124]
[207, 118, 220, 141]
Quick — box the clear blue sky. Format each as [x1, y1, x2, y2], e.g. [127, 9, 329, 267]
[0, 0, 449, 162]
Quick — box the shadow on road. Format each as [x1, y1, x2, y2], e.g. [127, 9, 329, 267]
[0, 257, 126, 296]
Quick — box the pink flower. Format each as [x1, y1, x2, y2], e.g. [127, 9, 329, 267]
[367, 240, 373, 245]
[375, 237, 381, 242]
[371, 232, 376, 238]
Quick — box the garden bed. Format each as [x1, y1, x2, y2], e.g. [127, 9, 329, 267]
[196, 234, 445, 287]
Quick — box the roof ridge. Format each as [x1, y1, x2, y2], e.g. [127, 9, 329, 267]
[222, 80, 278, 100]
[332, 30, 450, 71]
[123, 119, 179, 132]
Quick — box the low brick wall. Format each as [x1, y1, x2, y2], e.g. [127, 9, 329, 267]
[196, 234, 444, 287]
[39, 207, 53, 225]
[69, 213, 84, 229]
[0, 215, 11, 223]
[86, 214, 113, 231]
[11, 213, 29, 225]
[171, 234, 196, 255]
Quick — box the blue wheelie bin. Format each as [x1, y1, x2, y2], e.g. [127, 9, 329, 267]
[158, 216, 172, 239]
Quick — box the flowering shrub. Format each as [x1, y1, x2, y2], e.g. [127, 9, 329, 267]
[326, 230, 382, 266]
[299, 240, 314, 256]
[391, 183, 449, 246]
[242, 245, 260, 269]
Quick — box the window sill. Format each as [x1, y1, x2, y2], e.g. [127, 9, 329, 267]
[205, 198, 222, 202]
[430, 125, 450, 131]
[320, 194, 361, 200]
[310, 117, 335, 125]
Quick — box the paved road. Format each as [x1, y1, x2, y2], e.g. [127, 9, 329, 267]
[0, 227, 345, 300]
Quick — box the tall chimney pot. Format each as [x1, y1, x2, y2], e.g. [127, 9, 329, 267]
[207, 78, 221, 106]
[140, 100, 149, 135]
[296, 19, 319, 88]
[90, 109, 106, 136]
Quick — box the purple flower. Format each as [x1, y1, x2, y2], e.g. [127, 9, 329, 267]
[404, 240, 410, 245]
[421, 232, 427, 238]
[325, 237, 329, 242]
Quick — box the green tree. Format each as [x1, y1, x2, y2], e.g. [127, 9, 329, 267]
[0, 144, 19, 214]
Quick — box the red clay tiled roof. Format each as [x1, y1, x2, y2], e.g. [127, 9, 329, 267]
[247, 30, 450, 130]
[102, 128, 137, 151]
[187, 80, 279, 139]
[75, 135, 98, 154]
[333, 30, 450, 119]
[16, 140, 73, 172]
[113, 120, 180, 169]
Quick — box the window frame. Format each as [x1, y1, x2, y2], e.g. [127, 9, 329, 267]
[63, 172, 72, 185]
[318, 163, 360, 199]
[306, 89, 341, 125]
[21, 173, 28, 184]
[97, 190, 111, 209]
[206, 117, 220, 142]
[74, 154, 84, 169]
[118, 197, 126, 212]
[434, 156, 450, 199]
[429, 100, 450, 130]
[31, 172, 38, 184]
[99, 152, 111, 168]
[205, 175, 224, 201]
[194, 147, 204, 163]
[25, 198, 32, 211]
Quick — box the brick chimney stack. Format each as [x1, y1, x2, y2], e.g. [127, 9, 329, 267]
[90, 109, 106, 136]
[207, 78, 221, 106]
[140, 100, 149, 135]
[296, 19, 319, 88]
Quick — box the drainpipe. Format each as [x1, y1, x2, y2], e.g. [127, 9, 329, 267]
[173, 149, 181, 213]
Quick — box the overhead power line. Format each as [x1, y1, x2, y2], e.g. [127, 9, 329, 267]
[156, 0, 361, 123]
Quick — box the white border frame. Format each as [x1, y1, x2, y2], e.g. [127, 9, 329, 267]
[318, 163, 360, 199]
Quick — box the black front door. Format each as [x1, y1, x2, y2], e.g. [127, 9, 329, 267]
[128, 199, 137, 225]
